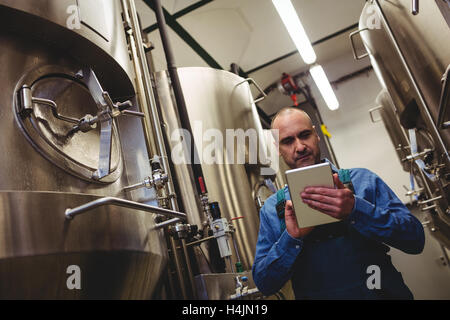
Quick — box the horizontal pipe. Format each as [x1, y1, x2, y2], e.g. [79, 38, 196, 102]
[65, 197, 187, 220]
[154, 218, 182, 229]
[185, 236, 215, 247]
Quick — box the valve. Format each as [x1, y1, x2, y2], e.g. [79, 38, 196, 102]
[123, 156, 169, 192]
[168, 223, 199, 240]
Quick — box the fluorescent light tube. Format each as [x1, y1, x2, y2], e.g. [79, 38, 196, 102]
[272, 0, 316, 64]
[310, 65, 339, 110]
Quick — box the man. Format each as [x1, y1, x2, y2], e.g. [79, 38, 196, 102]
[252, 107, 424, 299]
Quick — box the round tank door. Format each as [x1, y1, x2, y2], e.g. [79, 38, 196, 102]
[14, 67, 123, 183]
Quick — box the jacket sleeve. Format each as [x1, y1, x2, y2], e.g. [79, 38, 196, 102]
[252, 204, 303, 296]
[348, 170, 425, 254]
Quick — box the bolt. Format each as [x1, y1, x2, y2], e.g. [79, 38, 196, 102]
[75, 71, 84, 79]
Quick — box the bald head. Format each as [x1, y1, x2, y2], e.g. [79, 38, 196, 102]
[271, 107, 313, 130]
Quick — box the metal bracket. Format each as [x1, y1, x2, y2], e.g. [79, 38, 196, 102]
[73, 69, 144, 180]
[236, 78, 267, 103]
[369, 105, 383, 123]
[349, 28, 369, 60]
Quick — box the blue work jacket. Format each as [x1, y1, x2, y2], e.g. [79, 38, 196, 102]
[252, 162, 425, 299]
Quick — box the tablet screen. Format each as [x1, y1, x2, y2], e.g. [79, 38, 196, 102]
[285, 162, 339, 228]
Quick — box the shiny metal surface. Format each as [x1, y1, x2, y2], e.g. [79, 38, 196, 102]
[0, 0, 168, 299]
[122, 0, 189, 298]
[376, 89, 411, 172]
[0, 0, 135, 98]
[0, 29, 154, 197]
[156, 67, 270, 270]
[359, 0, 450, 154]
[16, 71, 122, 183]
[358, 0, 450, 245]
[0, 191, 167, 299]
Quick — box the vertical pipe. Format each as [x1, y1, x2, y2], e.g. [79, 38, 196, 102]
[121, 0, 158, 157]
[126, 0, 179, 211]
[152, 0, 208, 298]
[412, 0, 419, 15]
[121, 0, 188, 299]
[152, 0, 207, 196]
[181, 238, 198, 299]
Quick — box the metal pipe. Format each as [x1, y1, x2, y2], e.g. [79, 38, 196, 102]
[123, 0, 189, 299]
[181, 238, 197, 299]
[185, 236, 215, 247]
[152, 0, 207, 299]
[153, 0, 207, 196]
[417, 195, 443, 205]
[412, 0, 419, 15]
[121, 0, 158, 157]
[154, 218, 182, 229]
[126, 0, 181, 216]
[65, 196, 187, 220]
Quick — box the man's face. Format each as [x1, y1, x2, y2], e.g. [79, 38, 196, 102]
[273, 111, 321, 169]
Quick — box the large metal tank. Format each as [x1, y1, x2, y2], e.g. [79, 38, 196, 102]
[355, 0, 450, 246]
[156, 67, 274, 271]
[374, 89, 412, 172]
[0, 0, 169, 298]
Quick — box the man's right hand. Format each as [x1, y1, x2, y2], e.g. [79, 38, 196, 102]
[285, 200, 314, 238]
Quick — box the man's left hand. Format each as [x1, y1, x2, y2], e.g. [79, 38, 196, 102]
[300, 173, 355, 220]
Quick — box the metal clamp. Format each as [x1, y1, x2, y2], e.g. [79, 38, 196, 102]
[436, 65, 450, 129]
[73, 69, 144, 180]
[349, 28, 369, 60]
[369, 105, 383, 123]
[237, 78, 267, 103]
[65, 196, 187, 220]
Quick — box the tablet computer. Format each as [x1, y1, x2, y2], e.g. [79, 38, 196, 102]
[285, 162, 339, 228]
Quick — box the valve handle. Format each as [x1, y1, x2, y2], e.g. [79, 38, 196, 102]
[116, 100, 133, 112]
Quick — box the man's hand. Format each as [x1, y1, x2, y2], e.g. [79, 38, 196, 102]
[285, 200, 314, 238]
[300, 173, 355, 220]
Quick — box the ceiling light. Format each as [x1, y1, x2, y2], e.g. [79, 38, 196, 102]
[272, 0, 316, 64]
[310, 64, 339, 110]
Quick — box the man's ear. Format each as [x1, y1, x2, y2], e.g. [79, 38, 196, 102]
[312, 125, 321, 142]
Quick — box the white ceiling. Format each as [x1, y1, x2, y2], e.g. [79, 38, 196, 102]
[135, 0, 371, 117]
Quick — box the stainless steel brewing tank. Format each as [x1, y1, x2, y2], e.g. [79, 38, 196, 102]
[156, 67, 272, 270]
[359, 0, 450, 130]
[358, 1, 450, 242]
[375, 89, 411, 172]
[0, 1, 167, 298]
